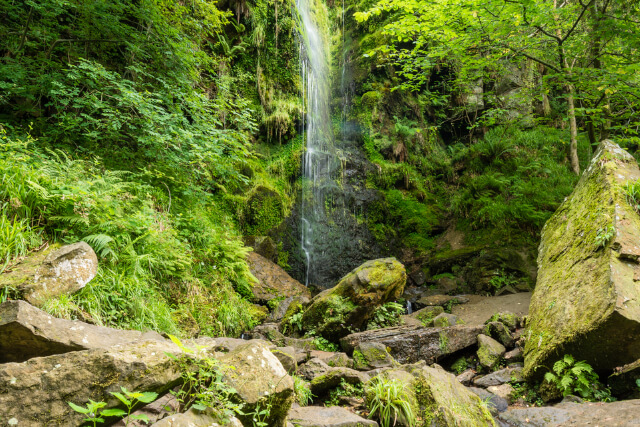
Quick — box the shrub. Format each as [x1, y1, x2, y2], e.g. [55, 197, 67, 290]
[366, 377, 416, 427]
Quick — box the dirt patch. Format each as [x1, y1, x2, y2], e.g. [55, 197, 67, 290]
[452, 292, 532, 326]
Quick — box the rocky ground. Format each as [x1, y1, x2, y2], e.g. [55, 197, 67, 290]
[2, 141, 640, 427]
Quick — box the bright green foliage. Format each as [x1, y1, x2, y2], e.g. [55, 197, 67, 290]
[624, 180, 640, 214]
[488, 269, 518, 292]
[312, 336, 339, 352]
[543, 354, 612, 402]
[108, 387, 159, 426]
[0, 130, 258, 337]
[292, 375, 315, 406]
[366, 377, 416, 427]
[167, 335, 244, 420]
[449, 126, 585, 233]
[326, 378, 364, 407]
[594, 225, 615, 248]
[367, 301, 404, 330]
[68, 400, 108, 427]
[354, 0, 640, 141]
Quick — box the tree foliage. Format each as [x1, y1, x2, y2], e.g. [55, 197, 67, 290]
[355, 0, 640, 173]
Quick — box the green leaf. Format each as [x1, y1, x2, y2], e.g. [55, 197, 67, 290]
[110, 392, 131, 406]
[100, 409, 127, 417]
[137, 392, 159, 403]
[68, 402, 90, 414]
[131, 414, 151, 423]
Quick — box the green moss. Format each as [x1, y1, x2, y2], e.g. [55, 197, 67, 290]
[353, 350, 367, 370]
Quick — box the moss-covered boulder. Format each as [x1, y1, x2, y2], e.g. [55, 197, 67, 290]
[353, 342, 397, 370]
[477, 334, 506, 370]
[372, 365, 496, 426]
[300, 258, 406, 340]
[524, 140, 640, 378]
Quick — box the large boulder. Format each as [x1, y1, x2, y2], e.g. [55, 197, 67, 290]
[219, 341, 294, 427]
[246, 251, 311, 304]
[300, 258, 406, 340]
[340, 325, 483, 364]
[0, 242, 98, 305]
[525, 141, 640, 378]
[0, 300, 163, 363]
[286, 406, 378, 427]
[373, 365, 496, 426]
[0, 339, 189, 426]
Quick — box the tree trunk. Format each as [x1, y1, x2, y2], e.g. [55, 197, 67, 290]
[566, 85, 580, 174]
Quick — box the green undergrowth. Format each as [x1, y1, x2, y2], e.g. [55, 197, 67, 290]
[0, 130, 258, 337]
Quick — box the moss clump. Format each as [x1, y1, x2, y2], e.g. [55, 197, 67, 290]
[487, 312, 519, 330]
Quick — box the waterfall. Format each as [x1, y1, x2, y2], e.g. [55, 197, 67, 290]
[297, 0, 337, 287]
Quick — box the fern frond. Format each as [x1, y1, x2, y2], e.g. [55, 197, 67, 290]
[83, 234, 117, 261]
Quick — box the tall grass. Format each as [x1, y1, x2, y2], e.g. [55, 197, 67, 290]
[0, 128, 258, 337]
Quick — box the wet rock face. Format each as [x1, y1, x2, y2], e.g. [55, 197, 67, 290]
[525, 140, 640, 378]
[300, 258, 406, 340]
[0, 242, 98, 306]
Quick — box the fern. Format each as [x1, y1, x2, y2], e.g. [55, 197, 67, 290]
[82, 234, 117, 261]
[544, 354, 612, 401]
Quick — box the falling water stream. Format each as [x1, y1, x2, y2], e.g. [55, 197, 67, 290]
[297, 0, 338, 287]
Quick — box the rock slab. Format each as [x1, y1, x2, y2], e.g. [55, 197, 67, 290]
[525, 140, 640, 377]
[498, 399, 640, 426]
[341, 325, 483, 364]
[219, 341, 294, 427]
[286, 406, 378, 427]
[0, 339, 186, 426]
[0, 300, 162, 363]
[247, 251, 311, 304]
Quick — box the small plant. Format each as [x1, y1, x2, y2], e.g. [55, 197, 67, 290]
[595, 225, 615, 248]
[509, 381, 544, 407]
[326, 378, 364, 407]
[68, 388, 158, 426]
[68, 400, 109, 427]
[624, 180, 640, 213]
[312, 336, 339, 352]
[367, 302, 405, 330]
[292, 375, 314, 406]
[438, 332, 449, 352]
[166, 335, 244, 420]
[544, 354, 613, 401]
[109, 387, 159, 425]
[488, 269, 518, 291]
[366, 377, 416, 427]
[282, 311, 304, 335]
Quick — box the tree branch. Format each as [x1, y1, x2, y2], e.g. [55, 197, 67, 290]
[562, 0, 595, 42]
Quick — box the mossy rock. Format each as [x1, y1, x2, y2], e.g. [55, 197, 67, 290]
[524, 141, 640, 379]
[373, 365, 496, 426]
[477, 334, 506, 371]
[300, 258, 406, 341]
[353, 342, 397, 370]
